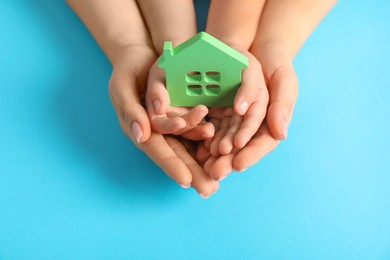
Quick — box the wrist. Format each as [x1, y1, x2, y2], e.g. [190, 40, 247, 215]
[250, 41, 294, 80]
[112, 44, 157, 70]
[216, 36, 250, 52]
[110, 44, 156, 97]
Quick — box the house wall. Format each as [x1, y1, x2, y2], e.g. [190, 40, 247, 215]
[164, 42, 245, 107]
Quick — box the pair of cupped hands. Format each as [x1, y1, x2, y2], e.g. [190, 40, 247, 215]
[109, 42, 298, 198]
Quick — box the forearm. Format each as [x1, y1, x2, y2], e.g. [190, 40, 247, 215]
[206, 0, 266, 49]
[136, 0, 197, 54]
[66, 0, 152, 65]
[252, 0, 337, 74]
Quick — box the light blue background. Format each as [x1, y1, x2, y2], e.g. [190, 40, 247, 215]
[1, 0, 389, 258]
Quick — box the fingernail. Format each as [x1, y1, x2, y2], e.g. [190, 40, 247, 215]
[132, 121, 143, 144]
[199, 193, 210, 199]
[180, 184, 190, 189]
[239, 101, 249, 114]
[281, 118, 288, 139]
[154, 100, 161, 114]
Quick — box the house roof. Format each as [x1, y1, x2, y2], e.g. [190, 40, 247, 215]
[159, 32, 248, 68]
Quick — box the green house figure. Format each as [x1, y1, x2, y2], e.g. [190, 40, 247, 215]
[158, 32, 248, 107]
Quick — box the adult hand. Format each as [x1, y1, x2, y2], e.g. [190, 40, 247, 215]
[67, 0, 219, 197]
[200, 45, 298, 181]
[109, 46, 218, 197]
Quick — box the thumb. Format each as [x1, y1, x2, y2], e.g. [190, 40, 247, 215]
[146, 62, 170, 116]
[123, 101, 152, 145]
[234, 51, 268, 116]
[266, 64, 298, 140]
[109, 71, 152, 144]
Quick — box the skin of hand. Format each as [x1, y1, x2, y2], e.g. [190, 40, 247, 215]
[206, 45, 269, 157]
[200, 0, 269, 181]
[67, 0, 219, 198]
[200, 50, 296, 181]
[200, 0, 338, 180]
[206, 0, 266, 50]
[145, 44, 269, 182]
[200, 51, 297, 182]
[111, 49, 219, 197]
[251, 0, 338, 141]
[145, 62, 215, 141]
[137, 0, 220, 196]
[136, 0, 198, 53]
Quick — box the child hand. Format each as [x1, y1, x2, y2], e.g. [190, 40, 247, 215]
[206, 47, 269, 157]
[193, 47, 269, 181]
[146, 61, 215, 141]
[199, 46, 299, 181]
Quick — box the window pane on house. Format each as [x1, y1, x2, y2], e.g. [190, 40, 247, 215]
[186, 84, 202, 96]
[205, 72, 221, 82]
[205, 85, 220, 96]
[185, 71, 201, 83]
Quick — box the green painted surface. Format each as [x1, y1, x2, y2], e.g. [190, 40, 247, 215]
[158, 32, 248, 107]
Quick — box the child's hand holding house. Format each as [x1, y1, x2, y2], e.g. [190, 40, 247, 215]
[207, 47, 268, 153]
[199, 47, 269, 181]
[146, 61, 215, 141]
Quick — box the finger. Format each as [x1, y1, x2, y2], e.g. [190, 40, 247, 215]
[146, 62, 170, 115]
[166, 106, 192, 116]
[181, 122, 215, 141]
[204, 137, 213, 150]
[203, 120, 219, 149]
[209, 153, 236, 181]
[196, 142, 210, 164]
[219, 114, 243, 155]
[109, 72, 151, 144]
[151, 116, 187, 134]
[210, 116, 230, 156]
[233, 124, 279, 171]
[234, 51, 269, 116]
[204, 156, 218, 176]
[172, 105, 209, 135]
[234, 100, 266, 149]
[181, 105, 208, 126]
[179, 138, 198, 158]
[223, 107, 234, 117]
[208, 107, 226, 120]
[167, 105, 207, 124]
[208, 118, 221, 131]
[145, 62, 189, 134]
[165, 136, 219, 198]
[266, 64, 299, 140]
[141, 133, 193, 187]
